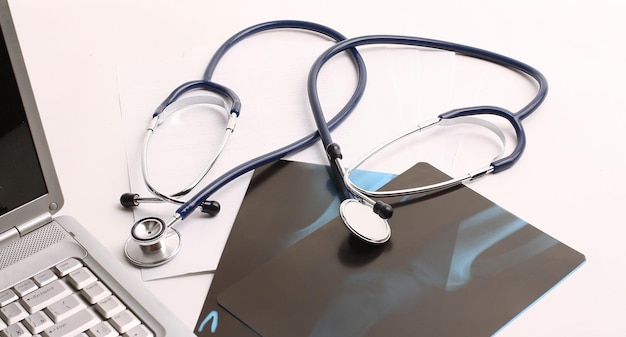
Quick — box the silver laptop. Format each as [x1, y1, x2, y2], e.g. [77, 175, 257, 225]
[0, 2, 195, 336]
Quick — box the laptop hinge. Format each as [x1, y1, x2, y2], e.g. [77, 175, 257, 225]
[0, 227, 20, 247]
[17, 213, 54, 236]
[0, 213, 53, 249]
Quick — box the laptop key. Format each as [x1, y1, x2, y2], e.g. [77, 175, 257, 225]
[1, 321, 29, 337]
[23, 310, 54, 334]
[0, 301, 28, 325]
[13, 279, 37, 297]
[86, 321, 117, 337]
[67, 268, 97, 290]
[109, 310, 140, 333]
[45, 294, 86, 322]
[33, 269, 58, 287]
[0, 289, 17, 307]
[40, 308, 100, 337]
[21, 279, 72, 313]
[94, 296, 125, 319]
[80, 282, 111, 305]
[122, 324, 153, 337]
[54, 259, 82, 277]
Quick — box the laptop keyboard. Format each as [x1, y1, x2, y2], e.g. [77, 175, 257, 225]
[0, 258, 153, 337]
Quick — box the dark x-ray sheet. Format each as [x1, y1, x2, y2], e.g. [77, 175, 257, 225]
[215, 161, 585, 337]
[194, 160, 395, 336]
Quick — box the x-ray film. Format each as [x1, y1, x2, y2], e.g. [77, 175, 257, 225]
[217, 162, 585, 336]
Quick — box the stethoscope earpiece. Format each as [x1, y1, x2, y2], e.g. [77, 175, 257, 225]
[200, 200, 221, 216]
[120, 193, 221, 217]
[120, 193, 140, 207]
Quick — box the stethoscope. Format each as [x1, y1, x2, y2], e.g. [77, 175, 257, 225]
[121, 20, 368, 267]
[308, 36, 547, 244]
[121, 21, 548, 268]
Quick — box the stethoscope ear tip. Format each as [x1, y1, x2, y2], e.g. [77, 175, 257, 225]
[120, 193, 139, 207]
[340, 199, 391, 245]
[200, 200, 221, 216]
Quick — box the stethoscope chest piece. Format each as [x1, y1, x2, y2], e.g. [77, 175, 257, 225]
[124, 217, 182, 267]
[340, 199, 391, 244]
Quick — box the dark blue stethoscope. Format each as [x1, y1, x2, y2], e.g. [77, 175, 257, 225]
[308, 35, 547, 244]
[121, 20, 547, 267]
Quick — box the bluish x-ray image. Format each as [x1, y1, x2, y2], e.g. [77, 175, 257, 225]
[216, 162, 585, 337]
[195, 160, 394, 337]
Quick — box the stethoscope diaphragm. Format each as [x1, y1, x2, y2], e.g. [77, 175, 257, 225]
[340, 199, 391, 244]
[125, 217, 182, 267]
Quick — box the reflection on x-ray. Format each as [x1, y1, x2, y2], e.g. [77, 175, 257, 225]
[310, 205, 557, 336]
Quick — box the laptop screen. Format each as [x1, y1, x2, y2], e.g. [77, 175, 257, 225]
[0, 23, 47, 218]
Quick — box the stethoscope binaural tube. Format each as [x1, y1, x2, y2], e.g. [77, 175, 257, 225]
[123, 20, 368, 267]
[120, 85, 240, 216]
[308, 35, 548, 245]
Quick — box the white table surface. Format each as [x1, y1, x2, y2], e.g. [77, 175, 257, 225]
[7, 0, 626, 335]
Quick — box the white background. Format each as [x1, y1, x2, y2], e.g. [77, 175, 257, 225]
[7, 0, 626, 335]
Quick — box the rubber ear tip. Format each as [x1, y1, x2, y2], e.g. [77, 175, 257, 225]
[201, 200, 221, 216]
[120, 193, 139, 207]
[373, 201, 393, 219]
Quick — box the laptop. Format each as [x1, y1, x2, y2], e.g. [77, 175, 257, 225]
[0, 2, 195, 336]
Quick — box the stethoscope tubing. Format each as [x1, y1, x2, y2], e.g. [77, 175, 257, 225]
[308, 34, 549, 190]
[170, 21, 368, 220]
[126, 21, 371, 267]
[154, 80, 241, 118]
[203, 20, 362, 81]
[126, 21, 552, 264]
[440, 106, 525, 172]
[309, 34, 548, 121]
